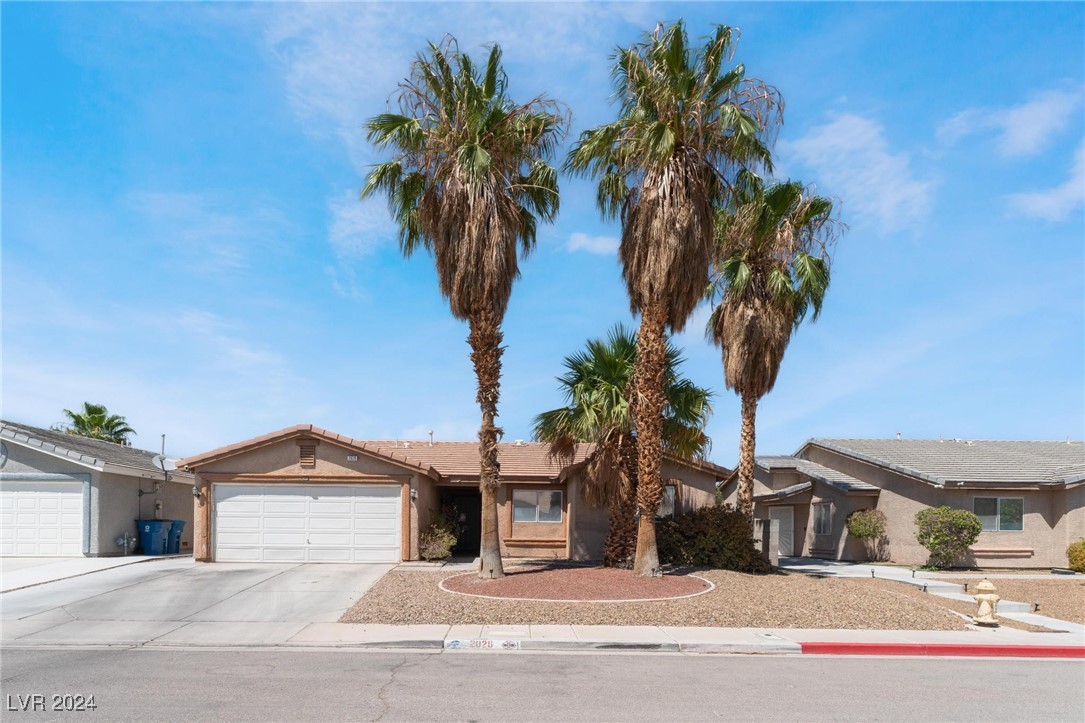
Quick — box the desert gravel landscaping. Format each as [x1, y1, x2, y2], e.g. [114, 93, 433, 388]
[339, 568, 1044, 630]
[940, 577, 1085, 625]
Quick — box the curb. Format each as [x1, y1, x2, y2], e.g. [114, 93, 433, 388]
[800, 642, 1085, 658]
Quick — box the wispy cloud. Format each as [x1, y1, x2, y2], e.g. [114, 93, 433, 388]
[567, 232, 618, 254]
[780, 114, 935, 233]
[328, 190, 396, 259]
[1006, 142, 1085, 221]
[937, 88, 1082, 158]
[125, 191, 288, 275]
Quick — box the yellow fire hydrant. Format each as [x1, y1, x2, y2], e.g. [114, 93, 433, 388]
[973, 578, 1000, 627]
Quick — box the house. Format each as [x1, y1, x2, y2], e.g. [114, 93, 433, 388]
[0, 420, 196, 556]
[176, 424, 731, 563]
[718, 438, 1085, 569]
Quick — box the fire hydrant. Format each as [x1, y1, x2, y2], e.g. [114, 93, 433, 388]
[973, 578, 1000, 627]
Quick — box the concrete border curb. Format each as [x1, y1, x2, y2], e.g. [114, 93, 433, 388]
[800, 642, 1085, 658]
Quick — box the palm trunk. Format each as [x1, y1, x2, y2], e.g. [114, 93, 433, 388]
[468, 309, 505, 579]
[632, 302, 668, 576]
[603, 435, 639, 568]
[738, 392, 757, 520]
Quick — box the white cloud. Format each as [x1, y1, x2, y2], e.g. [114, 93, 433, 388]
[937, 88, 1082, 158]
[1006, 142, 1085, 221]
[780, 114, 934, 233]
[126, 191, 288, 274]
[328, 190, 396, 259]
[567, 232, 619, 254]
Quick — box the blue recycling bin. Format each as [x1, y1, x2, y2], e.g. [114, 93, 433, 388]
[167, 520, 186, 554]
[137, 520, 169, 555]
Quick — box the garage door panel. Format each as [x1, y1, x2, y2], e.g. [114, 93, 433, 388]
[213, 484, 401, 563]
[0, 481, 83, 557]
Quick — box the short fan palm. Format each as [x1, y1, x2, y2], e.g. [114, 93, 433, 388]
[532, 326, 712, 568]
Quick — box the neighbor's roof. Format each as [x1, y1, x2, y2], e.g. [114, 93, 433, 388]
[177, 424, 730, 481]
[753, 481, 813, 502]
[807, 438, 1085, 486]
[756, 455, 879, 494]
[0, 420, 192, 479]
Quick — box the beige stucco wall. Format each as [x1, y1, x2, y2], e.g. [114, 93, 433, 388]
[496, 482, 568, 559]
[804, 447, 1070, 568]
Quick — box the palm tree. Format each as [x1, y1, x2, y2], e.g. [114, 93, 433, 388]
[361, 38, 566, 579]
[532, 325, 712, 568]
[709, 170, 842, 519]
[566, 22, 781, 575]
[60, 403, 136, 445]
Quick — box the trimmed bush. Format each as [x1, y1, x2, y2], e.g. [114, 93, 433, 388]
[914, 506, 982, 569]
[1068, 539, 1085, 573]
[657, 504, 772, 574]
[846, 508, 889, 562]
[419, 523, 457, 561]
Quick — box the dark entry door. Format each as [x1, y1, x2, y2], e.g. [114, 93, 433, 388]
[440, 489, 481, 557]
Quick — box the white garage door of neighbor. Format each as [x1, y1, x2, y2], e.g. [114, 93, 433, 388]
[0, 481, 84, 556]
[213, 484, 402, 563]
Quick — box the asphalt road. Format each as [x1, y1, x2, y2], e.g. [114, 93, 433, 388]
[1, 648, 1081, 722]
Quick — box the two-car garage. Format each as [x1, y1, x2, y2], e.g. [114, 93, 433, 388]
[212, 484, 403, 563]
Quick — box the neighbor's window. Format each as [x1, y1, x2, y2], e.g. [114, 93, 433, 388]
[657, 484, 678, 518]
[813, 503, 833, 535]
[512, 489, 563, 523]
[974, 497, 1023, 532]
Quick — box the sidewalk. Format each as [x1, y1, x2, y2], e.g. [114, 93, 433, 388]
[4, 620, 1082, 658]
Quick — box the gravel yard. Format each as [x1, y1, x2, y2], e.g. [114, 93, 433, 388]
[441, 564, 710, 601]
[340, 568, 1025, 630]
[940, 577, 1085, 625]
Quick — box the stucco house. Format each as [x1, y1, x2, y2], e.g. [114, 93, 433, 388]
[0, 420, 195, 556]
[719, 438, 1085, 569]
[177, 424, 731, 564]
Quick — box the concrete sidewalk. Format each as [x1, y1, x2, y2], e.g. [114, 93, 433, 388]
[4, 620, 1082, 657]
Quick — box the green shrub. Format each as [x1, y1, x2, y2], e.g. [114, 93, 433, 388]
[846, 508, 890, 562]
[657, 504, 772, 574]
[914, 506, 982, 569]
[1067, 539, 1085, 573]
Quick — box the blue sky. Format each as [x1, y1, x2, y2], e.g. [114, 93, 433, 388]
[3, 2, 1083, 462]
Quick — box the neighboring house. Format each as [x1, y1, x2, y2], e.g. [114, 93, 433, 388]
[718, 438, 1085, 569]
[0, 421, 195, 557]
[177, 424, 731, 564]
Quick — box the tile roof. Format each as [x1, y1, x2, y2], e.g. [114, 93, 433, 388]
[1, 420, 190, 477]
[808, 438, 1085, 486]
[177, 424, 730, 481]
[753, 481, 813, 502]
[756, 455, 879, 493]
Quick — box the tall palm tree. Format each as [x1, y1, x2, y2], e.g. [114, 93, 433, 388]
[60, 403, 136, 445]
[566, 21, 781, 575]
[709, 170, 842, 519]
[532, 326, 712, 568]
[361, 38, 566, 579]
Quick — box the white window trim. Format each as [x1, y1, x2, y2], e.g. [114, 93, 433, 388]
[973, 496, 1024, 532]
[512, 489, 563, 524]
[813, 502, 833, 536]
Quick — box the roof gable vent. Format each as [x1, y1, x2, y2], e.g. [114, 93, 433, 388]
[297, 439, 317, 468]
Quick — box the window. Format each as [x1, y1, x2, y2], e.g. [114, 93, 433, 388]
[813, 503, 832, 535]
[512, 489, 562, 523]
[974, 497, 1023, 531]
[657, 484, 678, 518]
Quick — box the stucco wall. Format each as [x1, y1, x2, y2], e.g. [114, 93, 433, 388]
[93, 472, 194, 556]
[3, 443, 89, 477]
[804, 447, 1069, 568]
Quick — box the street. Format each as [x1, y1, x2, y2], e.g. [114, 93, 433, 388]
[1, 648, 1081, 722]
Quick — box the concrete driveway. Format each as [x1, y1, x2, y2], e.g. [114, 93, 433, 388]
[1, 559, 394, 646]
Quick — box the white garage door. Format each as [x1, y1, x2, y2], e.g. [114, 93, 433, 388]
[0, 481, 84, 556]
[213, 484, 402, 563]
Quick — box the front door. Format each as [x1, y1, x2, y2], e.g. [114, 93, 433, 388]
[439, 489, 481, 557]
[769, 506, 795, 557]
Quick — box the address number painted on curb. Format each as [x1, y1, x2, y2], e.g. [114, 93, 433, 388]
[445, 639, 522, 650]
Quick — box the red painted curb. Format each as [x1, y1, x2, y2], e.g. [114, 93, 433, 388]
[800, 642, 1085, 658]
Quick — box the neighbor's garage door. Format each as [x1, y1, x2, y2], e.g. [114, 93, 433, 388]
[0, 481, 84, 556]
[213, 484, 401, 563]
